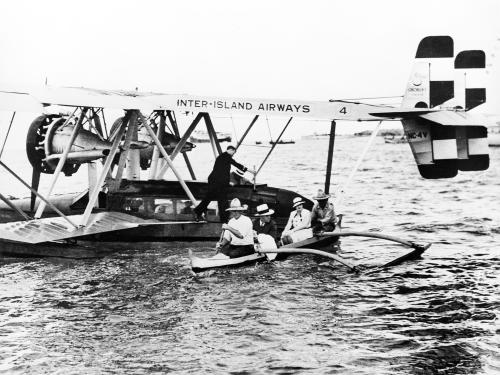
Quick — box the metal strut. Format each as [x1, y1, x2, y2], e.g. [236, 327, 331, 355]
[140, 114, 198, 205]
[167, 110, 196, 180]
[35, 107, 89, 219]
[81, 111, 131, 226]
[324, 120, 337, 194]
[0, 160, 78, 229]
[236, 115, 259, 151]
[204, 113, 222, 157]
[156, 112, 204, 179]
[256, 117, 293, 176]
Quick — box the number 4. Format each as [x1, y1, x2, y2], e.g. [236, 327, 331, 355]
[339, 107, 347, 114]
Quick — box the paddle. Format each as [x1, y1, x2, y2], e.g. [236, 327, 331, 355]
[215, 229, 225, 254]
[258, 247, 359, 273]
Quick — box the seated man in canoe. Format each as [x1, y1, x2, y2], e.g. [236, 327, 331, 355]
[214, 198, 255, 259]
[280, 197, 313, 245]
[310, 189, 337, 233]
[253, 203, 278, 240]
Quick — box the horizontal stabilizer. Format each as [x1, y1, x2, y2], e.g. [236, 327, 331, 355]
[420, 111, 490, 126]
[402, 117, 489, 179]
[369, 108, 435, 118]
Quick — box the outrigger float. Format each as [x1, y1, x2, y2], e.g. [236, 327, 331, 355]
[0, 36, 492, 266]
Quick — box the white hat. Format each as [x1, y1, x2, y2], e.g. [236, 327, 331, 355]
[225, 198, 248, 211]
[292, 197, 306, 208]
[255, 203, 274, 216]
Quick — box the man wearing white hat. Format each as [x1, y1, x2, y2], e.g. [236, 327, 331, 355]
[281, 197, 313, 245]
[215, 198, 255, 258]
[252, 203, 277, 240]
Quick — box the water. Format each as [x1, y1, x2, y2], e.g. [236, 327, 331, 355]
[1, 136, 499, 374]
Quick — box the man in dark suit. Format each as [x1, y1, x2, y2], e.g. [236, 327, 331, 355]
[252, 203, 277, 240]
[194, 145, 254, 222]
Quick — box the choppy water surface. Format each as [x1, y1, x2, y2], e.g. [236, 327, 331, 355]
[1, 136, 499, 374]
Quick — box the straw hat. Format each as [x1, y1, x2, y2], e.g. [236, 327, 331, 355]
[292, 197, 306, 208]
[313, 189, 330, 200]
[225, 198, 248, 211]
[255, 203, 274, 216]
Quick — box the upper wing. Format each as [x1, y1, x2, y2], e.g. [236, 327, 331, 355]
[0, 85, 391, 121]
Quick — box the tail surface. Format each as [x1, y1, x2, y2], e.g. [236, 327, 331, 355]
[401, 36, 489, 179]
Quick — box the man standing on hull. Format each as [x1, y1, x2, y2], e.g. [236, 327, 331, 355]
[194, 145, 254, 222]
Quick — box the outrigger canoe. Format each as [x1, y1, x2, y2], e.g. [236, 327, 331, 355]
[189, 234, 340, 273]
[188, 228, 432, 273]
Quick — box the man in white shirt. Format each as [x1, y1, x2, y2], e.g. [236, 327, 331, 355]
[281, 197, 313, 245]
[215, 198, 255, 258]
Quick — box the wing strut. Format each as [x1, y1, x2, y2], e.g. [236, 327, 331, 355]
[0, 112, 15, 158]
[140, 113, 198, 206]
[35, 108, 88, 218]
[81, 112, 129, 226]
[236, 115, 259, 151]
[156, 112, 204, 179]
[0, 160, 78, 229]
[324, 120, 337, 194]
[256, 117, 293, 176]
[167, 110, 196, 180]
[0, 192, 31, 220]
[204, 113, 222, 157]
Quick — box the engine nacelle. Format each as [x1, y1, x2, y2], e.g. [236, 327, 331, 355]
[26, 114, 113, 176]
[110, 116, 195, 170]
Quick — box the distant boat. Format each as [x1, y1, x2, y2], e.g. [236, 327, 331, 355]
[354, 130, 372, 137]
[380, 129, 403, 137]
[384, 133, 407, 144]
[270, 139, 295, 145]
[301, 133, 330, 140]
[189, 130, 231, 143]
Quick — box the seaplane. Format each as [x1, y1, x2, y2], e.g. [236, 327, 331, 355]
[0, 36, 493, 269]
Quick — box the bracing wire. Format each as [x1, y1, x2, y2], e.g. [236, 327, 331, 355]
[266, 115, 273, 142]
[0, 112, 16, 159]
[230, 115, 239, 144]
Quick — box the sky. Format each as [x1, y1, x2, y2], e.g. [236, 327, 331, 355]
[0, 0, 499, 140]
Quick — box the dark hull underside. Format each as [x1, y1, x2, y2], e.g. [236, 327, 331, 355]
[0, 239, 106, 259]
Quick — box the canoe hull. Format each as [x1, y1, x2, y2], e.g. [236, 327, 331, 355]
[189, 235, 339, 272]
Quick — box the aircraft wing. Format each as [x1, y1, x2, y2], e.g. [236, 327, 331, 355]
[0, 86, 390, 121]
[0, 212, 151, 244]
[0, 91, 45, 112]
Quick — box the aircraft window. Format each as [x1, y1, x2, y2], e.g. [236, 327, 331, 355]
[123, 197, 219, 221]
[123, 197, 145, 213]
[154, 199, 175, 215]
